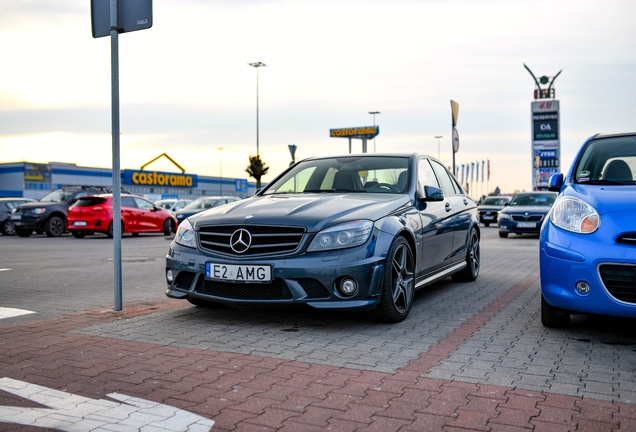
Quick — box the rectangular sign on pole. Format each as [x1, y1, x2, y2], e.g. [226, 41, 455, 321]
[91, 0, 152, 38]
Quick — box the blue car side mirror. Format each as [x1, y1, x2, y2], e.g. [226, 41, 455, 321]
[548, 173, 564, 192]
[419, 185, 444, 202]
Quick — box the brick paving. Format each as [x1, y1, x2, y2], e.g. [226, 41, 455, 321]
[1, 231, 636, 430]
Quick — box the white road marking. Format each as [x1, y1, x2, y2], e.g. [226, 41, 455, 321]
[0, 378, 215, 431]
[0, 308, 35, 319]
[0, 269, 11, 272]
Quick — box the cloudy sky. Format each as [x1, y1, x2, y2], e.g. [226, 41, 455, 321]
[1, 0, 634, 195]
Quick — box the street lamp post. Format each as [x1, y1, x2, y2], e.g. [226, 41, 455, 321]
[248, 62, 267, 156]
[217, 147, 224, 194]
[369, 111, 380, 152]
[435, 135, 443, 160]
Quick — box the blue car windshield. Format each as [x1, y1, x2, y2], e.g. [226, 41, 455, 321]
[263, 156, 410, 195]
[574, 136, 636, 185]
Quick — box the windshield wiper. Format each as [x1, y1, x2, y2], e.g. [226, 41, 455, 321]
[582, 179, 626, 185]
[303, 189, 367, 193]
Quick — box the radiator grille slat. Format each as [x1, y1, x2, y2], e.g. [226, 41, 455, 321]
[198, 225, 306, 256]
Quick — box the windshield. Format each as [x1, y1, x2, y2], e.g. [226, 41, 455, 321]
[262, 156, 410, 195]
[574, 135, 636, 185]
[156, 200, 175, 209]
[39, 190, 75, 203]
[183, 198, 218, 210]
[509, 193, 556, 206]
[481, 197, 509, 206]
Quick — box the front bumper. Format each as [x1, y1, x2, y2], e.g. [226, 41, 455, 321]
[498, 218, 542, 234]
[165, 236, 391, 311]
[11, 215, 45, 231]
[540, 221, 636, 318]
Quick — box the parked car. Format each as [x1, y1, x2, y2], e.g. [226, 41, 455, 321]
[165, 153, 481, 322]
[11, 186, 120, 237]
[497, 191, 556, 238]
[477, 196, 511, 227]
[174, 196, 241, 225]
[540, 132, 636, 327]
[0, 197, 36, 235]
[155, 198, 193, 214]
[67, 193, 178, 238]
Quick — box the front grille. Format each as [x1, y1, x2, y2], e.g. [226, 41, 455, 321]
[195, 277, 292, 299]
[511, 215, 543, 222]
[298, 279, 331, 299]
[198, 225, 306, 256]
[174, 271, 196, 289]
[599, 264, 636, 304]
[616, 233, 636, 246]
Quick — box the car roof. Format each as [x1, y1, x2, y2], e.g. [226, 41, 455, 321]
[593, 132, 636, 139]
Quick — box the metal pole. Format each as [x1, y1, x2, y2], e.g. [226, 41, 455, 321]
[248, 62, 267, 157]
[435, 135, 443, 160]
[369, 111, 380, 153]
[110, 0, 122, 311]
[217, 147, 224, 195]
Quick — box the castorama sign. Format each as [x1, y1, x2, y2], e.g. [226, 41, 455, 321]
[122, 169, 198, 188]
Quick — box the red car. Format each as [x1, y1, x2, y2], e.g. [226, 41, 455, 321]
[67, 194, 178, 238]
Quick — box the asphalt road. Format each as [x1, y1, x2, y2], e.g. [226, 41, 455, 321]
[1, 227, 636, 431]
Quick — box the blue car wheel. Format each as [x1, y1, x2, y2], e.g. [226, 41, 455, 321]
[373, 236, 415, 323]
[541, 294, 570, 327]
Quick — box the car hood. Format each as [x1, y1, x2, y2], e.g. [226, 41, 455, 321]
[190, 193, 411, 232]
[477, 205, 503, 211]
[500, 205, 552, 214]
[562, 184, 636, 215]
[15, 201, 62, 210]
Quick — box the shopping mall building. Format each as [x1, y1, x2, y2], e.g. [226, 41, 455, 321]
[0, 161, 257, 200]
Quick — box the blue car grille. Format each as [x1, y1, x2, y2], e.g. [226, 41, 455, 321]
[511, 214, 543, 222]
[198, 225, 306, 256]
[599, 264, 636, 304]
[196, 277, 293, 300]
[616, 233, 636, 246]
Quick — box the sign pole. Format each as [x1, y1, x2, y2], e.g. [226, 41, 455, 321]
[110, 0, 123, 311]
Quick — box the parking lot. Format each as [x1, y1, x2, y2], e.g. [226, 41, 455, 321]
[1, 228, 636, 431]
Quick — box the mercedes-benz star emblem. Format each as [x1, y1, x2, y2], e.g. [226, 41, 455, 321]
[230, 228, 252, 254]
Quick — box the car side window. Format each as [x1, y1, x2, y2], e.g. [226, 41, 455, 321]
[418, 159, 440, 189]
[430, 160, 456, 196]
[121, 197, 137, 208]
[134, 197, 155, 210]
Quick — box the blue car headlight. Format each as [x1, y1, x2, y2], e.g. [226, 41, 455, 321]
[498, 212, 510, 220]
[174, 219, 197, 248]
[307, 220, 373, 252]
[550, 197, 600, 234]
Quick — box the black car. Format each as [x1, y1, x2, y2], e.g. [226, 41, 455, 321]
[497, 191, 557, 238]
[0, 197, 36, 235]
[477, 196, 510, 227]
[11, 186, 120, 237]
[174, 196, 241, 225]
[166, 153, 481, 323]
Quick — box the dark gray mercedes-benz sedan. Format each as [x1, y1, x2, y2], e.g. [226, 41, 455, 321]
[165, 153, 480, 322]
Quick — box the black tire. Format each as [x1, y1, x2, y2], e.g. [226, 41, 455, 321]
[452, 228, 480, 282]
[1, 219, 16, 236]
[16, 228, 32, 237]
[373, 237, 415, 323]
[499, 232, 508, 238]
[107, 222, 124, 238]
[71, 231, 86, 238]
[45, 216, 65, 237]
[484, 222, 490, 227]
[163, 219, 175, 236]
[541, 295, 570, 327]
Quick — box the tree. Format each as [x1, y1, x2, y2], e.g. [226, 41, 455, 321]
[245, 155, 269, 189]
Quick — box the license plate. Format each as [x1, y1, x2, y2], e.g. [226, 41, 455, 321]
[72, 221, 88, 226]
[10, 215, 21, 220]
[206, 263, 272, 283]
[517, 222, 536, 228]
[483, 215, 494, 220]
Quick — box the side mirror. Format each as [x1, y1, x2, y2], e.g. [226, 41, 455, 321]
[418, 185, 444, 202]
[548, 173, 563, 192]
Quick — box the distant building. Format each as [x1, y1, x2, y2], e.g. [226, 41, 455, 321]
[0, 161, 257, 200]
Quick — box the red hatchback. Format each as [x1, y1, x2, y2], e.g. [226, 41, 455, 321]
[67, 194, 178, 238]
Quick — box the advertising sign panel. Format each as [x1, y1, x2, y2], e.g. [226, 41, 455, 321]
[531, 101, 560, 189]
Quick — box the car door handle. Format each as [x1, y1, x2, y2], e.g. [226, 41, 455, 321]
[445, 202, 452, 212]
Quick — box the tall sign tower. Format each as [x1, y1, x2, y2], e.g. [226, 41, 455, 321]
[524, 64, 562, 190]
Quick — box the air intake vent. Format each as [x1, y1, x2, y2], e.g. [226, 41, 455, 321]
[599, 264, 636, 304]
[616, 233, 636, 246]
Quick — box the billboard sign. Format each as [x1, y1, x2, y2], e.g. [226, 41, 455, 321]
[122, 169, 197, 188]
[329, 126, 379, 139]
[91, 0, 153, 38]
[531, 100, 560, 189]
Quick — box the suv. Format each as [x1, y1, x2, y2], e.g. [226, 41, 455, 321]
[11, 186, 120, 237]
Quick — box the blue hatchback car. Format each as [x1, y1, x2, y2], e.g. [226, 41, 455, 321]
[540, 132, 636, 327]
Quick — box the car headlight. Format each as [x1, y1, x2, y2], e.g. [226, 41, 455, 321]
[498, 212, 510, 220]
[32, 208, 47, 215]
[550, 197, 600, 234]
[174, 219, 197, 248]
[307, 220, 373, 252]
